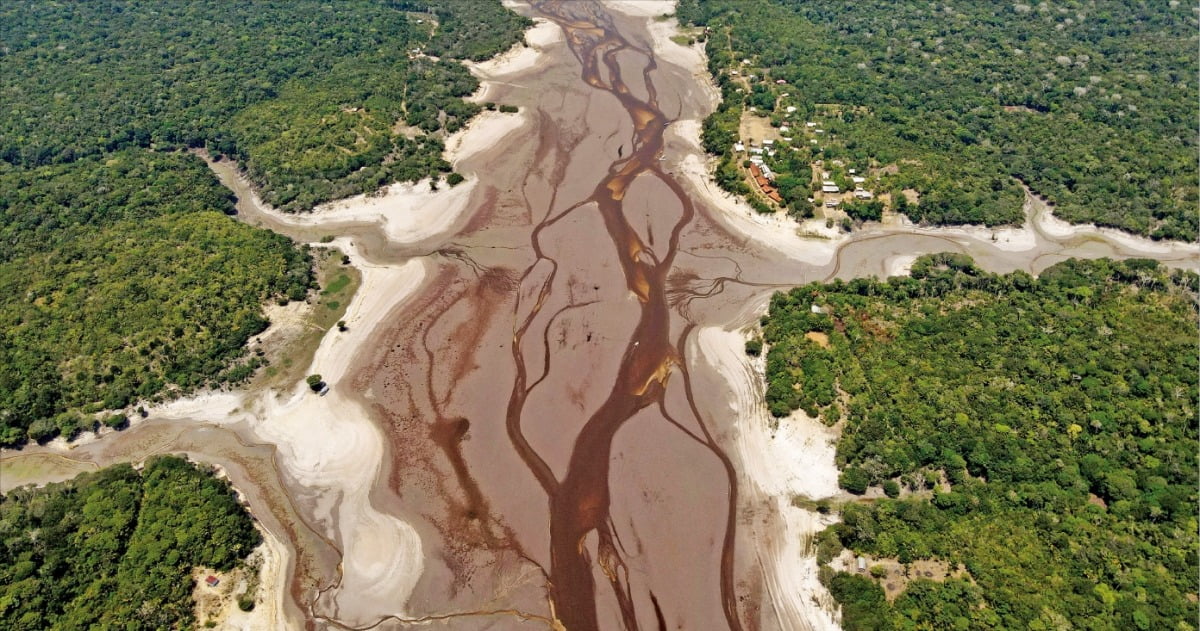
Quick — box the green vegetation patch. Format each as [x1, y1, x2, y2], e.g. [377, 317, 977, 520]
[0, 456, 262, 630]
[0, 152, 313, 446]
[679, 0, 1198, 239]
[1, 0, 530, 211]
[760, 256, 1198, 629]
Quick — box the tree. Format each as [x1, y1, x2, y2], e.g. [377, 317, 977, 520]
[840, 467, 870, 495]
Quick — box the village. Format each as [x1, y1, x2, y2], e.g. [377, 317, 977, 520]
[721, 57, 914, 229]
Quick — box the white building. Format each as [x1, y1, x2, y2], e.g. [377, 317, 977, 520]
[734, 142, 745, 152]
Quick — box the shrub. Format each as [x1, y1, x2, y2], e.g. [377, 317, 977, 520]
[840, 467, 870, 495]
[745, 339, 763, 356]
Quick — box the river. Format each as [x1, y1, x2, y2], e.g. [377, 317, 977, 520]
[3, 2, 1196, 630]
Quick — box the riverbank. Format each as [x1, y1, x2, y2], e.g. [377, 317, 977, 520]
[693, 325, 843, 631]
[1, 6, 562, 627]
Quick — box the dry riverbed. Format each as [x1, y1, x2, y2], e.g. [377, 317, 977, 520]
[3, 2, 1197, 631]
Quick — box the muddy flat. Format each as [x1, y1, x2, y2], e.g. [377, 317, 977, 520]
[5, 2, 1195, 630]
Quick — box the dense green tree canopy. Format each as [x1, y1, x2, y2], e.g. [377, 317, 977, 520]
[0, 1, 529, 446]
[679, 0, 1198, 239]
[0, 0, 530, 210]
[0, 456, 262, 630]
[0, 152, 313, 446]
[759, 256, 1199, 629]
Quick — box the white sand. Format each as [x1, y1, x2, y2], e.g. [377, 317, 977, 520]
[693, 326, 842, 631]
[278, 178, 479, 245]
[885, 253, 921, 278]
[886, 213, 1039, 253]
[1030, 200, 1199, 256]
[606, 0, 676, 18]
[249, 253, 428, 624]
[465, 18, 564, 90]
[675, 150, 846, 266]
[178, 13, 562, 624]
[215, 531, 289, 631]
[444, 109, 531, 168]
[695, 327, 840, 501]
[147, 36, 553, 619]
[641, 4, 842, 626]
[146, 250, 430, 625]
[607, 2, 703, 71]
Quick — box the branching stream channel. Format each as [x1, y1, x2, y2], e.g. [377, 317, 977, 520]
[3, 2, 1196, 630]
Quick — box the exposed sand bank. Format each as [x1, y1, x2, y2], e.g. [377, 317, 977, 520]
[177, 10, 567, 625]
[884, 253, 921, 278]
[4, 13, 562, 627]
[128, 248, 432, 625]
[658, 16, 1197, 276]
[250, 255, 429, 624]
[693, 326, 842, 631]
[465, 17, 564, 88]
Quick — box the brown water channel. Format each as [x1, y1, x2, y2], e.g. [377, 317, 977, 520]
[4, 2, 1196, 630]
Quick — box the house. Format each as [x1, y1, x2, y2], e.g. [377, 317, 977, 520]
[779, 126, 790, 134]
[733, 142, 745, 152]
[749, 156, 764, 165]
[852, 176, 866, 184]
[825, 199, 840, 207]
[767, 191, 784, 203]
[848, 168, 857, 174]
[822, 184, 840, 193]
[762, 139, 774, 147]
[786, 106, 798, 113]
[857, 557, 867, 573]
[730, 70, 740, 76]
[806, 121, 817, 127]
[811, 304, 825, 314]
[756, 176, 770, 188]
[775, 79, 787, 85]
[855, 190, 874, 199]
[750, 147, 763, 155]
[814, 129, 825, 134]
[205, 575, 220, 588]
[750, 163, 762, 178]
[760, 165, 774, 179]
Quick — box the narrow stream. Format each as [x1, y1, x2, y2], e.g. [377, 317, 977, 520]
[4, 2, 1195, 630]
